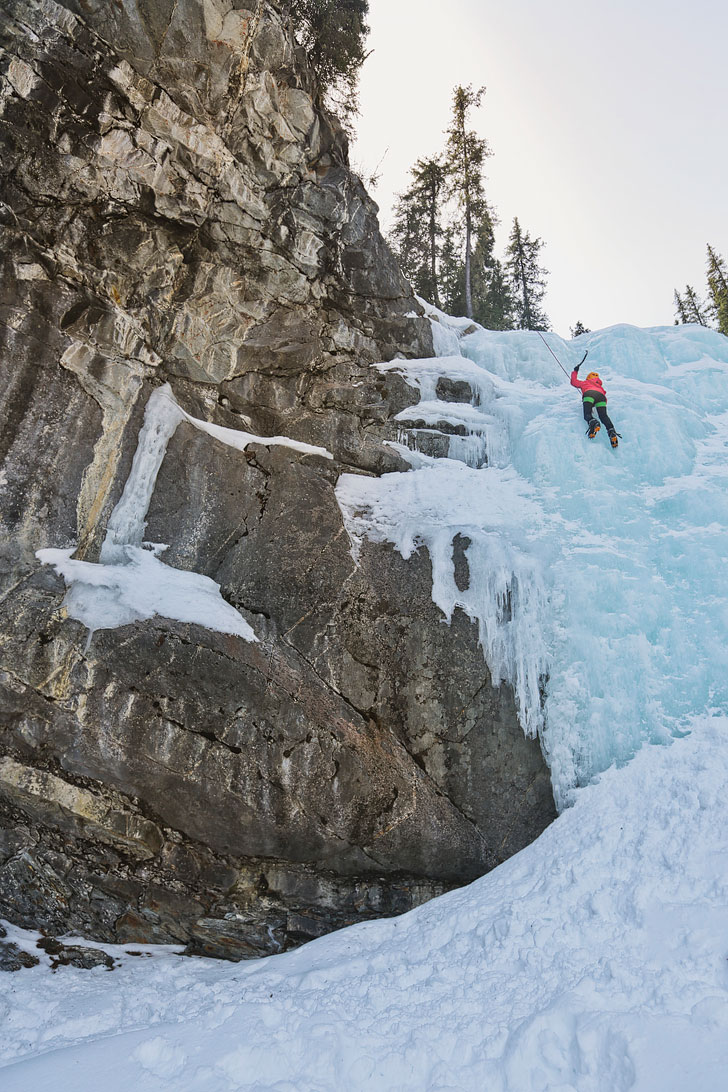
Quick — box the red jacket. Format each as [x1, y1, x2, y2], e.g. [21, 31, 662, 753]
[570, 371, 606, 399]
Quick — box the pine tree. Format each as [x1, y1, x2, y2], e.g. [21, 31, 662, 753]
[468, 216, 511, 328]
[570, 320, 591, 337]
[444, 85, 492, 319]
[673, 290, 689, 325]
[674, 285, 709, 326]
[706, 245, 728, 335]
[429, 211, 502, 321]
[438, 226, 465, 316]
[289, 0, 369, 131]
[505, 217, 550, 331]
[474, 255, 515, 330]
[389, 157, 447, 306]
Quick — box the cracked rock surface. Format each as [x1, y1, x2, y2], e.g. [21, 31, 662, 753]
[0, 0, 555, 958]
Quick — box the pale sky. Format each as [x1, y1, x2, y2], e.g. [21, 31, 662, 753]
[351, 0, 728, 337]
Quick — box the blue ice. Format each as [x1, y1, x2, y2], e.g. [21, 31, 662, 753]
[458, 321, 728, 805]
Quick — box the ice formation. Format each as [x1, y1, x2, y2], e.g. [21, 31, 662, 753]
[37, 545, 258, 642]
[338, 309, 728, 808]
[38, 384, 332, 641]
[337, 462, 548, 740]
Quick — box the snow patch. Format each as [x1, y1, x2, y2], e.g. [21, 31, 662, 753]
[37, 545, 257, 641]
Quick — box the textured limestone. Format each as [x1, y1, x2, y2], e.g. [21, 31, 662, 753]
[0, 0, 555, 957]
[0, 757, 164, 859]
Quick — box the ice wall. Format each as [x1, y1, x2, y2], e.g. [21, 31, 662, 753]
[339, 313, 728, 808]
[101, 387, 185, 563]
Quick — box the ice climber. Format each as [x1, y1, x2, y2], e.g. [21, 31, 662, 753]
[570, 363, 620, 448]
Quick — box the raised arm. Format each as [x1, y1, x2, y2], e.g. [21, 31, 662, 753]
[570, 364, 586, 391]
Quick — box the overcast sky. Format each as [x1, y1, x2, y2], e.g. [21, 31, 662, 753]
[351, 0, 728, 337]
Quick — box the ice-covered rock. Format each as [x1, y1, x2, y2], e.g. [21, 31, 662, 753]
[360, 315, 728, 808]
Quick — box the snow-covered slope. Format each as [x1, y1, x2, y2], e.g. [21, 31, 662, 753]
[3, 317, 728, 1091]
[3, 716, 728, 1090]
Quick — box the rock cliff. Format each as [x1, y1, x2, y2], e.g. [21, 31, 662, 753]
[0, 0, 555, 957]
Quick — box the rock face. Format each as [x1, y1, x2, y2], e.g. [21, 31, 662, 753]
[0, 0, 555, 957]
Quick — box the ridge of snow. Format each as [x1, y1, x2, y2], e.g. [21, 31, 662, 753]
[172, 390, 333, 462]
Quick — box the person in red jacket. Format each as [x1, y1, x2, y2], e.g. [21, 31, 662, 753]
[570, 363, 620, 448]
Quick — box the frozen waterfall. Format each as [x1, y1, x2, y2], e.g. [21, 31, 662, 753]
[337, 306, 728, 808]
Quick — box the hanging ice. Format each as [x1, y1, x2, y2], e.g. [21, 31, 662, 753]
[101, 385, 331, 563]
[337, 462, 549, 740]
[101, 386, 185, 563]
[338, 308, 728, 809]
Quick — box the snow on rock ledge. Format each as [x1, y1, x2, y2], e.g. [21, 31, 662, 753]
[38, 385, 332, 641]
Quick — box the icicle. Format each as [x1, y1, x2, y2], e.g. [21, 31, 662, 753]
[447, 431, 489, 468]
[336, 462, 549, 744]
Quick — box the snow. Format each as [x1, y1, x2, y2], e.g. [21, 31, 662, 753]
[36, 544, 258, 642]
[173, 392, 333, 464]
[9, 318, 728, 1089]
[36, 384, 331, 641]
[3, 716, 728, 1090]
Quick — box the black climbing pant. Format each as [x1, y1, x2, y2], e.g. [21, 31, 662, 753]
[582, 399, 615, 433]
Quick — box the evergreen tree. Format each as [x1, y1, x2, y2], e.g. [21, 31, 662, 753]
[438, 226, 465, 316]
[431, 211, 503, 322]
[674, 285, 709, 326]
[570, 320, 591, 337]
[706, 245, 728, 335]
[474, 254, 515, 330]
[468, 217, 492, 322]
[389, 157, 447, 306]
[444, 85, 492, 319]
[505, 217, 550, 330]
[673, 290, 689, 325]
[289, 0, 369, 131]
